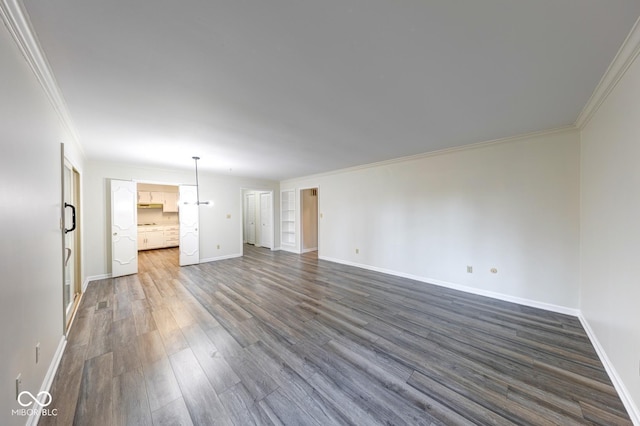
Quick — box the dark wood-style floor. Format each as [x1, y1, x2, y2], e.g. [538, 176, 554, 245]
[40, 245, 631, 425]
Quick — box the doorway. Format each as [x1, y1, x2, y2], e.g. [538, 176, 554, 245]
[62, 152, 81, 332]
[301, 188, 318, 253]
[135, 183, 184, 264]
[111, 180, 197, 276]
[242, 189, 274, 250]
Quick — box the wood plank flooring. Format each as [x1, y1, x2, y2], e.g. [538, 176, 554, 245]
[40, 245, 632, 425]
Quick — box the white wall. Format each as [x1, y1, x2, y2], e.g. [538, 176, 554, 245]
[83, 161, 278, 278]
[282, 129, 581, 311]
[0, 21, 79, 425]
[580, 47, 640, 417]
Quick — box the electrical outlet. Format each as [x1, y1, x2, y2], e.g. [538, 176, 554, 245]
[16, 374, 21, 400]
[36, 343, 40, 364]
[467, 266, 473, 273]
[355, 248, 359, 254]
[217, 245, 220, 249]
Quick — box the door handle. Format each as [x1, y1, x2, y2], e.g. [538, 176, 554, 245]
[64, 248, 72, 267]
[64, 203, 76, 234]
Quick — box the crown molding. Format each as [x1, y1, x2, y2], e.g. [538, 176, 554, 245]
[0, 0, 81, 145]
[280, 125, 577, 184]
[575, 16, 640, 129]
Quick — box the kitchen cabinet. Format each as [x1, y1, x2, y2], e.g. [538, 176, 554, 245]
[138, 226, 167, 250]
[163, 192, 179, 213]
[137, 233, 146, 248]
[138, 191, 163, 204]
[146, 230, 165, 249]
[164, 225, 179, 247]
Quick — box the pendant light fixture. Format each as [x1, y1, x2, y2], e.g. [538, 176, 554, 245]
[192, 156, 210, 205]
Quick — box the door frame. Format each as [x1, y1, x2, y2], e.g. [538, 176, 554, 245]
[61, 144, 82, 333]
[241, 188, 275, 254]
[132, 180, 186, 266]
[299, 186, 320, 254]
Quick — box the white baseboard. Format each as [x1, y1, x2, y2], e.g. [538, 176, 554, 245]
[83, 274, 111, 291]
[578, 314, 640, 425]
[280, 246, 299, 254]
[429, 277, 579, 316]
[26, 335, 66, 426]
[199, 253, 242, 263]
[318, 255, 579, 317]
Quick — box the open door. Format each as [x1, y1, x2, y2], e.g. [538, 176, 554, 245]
[111, 179, 138, 277]
[61, 145, 82, 331]
[179, 185, 199, 266]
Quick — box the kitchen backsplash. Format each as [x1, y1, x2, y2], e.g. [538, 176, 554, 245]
[138, 208, 179, 225]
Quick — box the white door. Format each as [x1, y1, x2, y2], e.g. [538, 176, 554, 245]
[111, 180, 138, 277]
[260, 192, 273, 249]
[179, 185, 199, 266]
[245, 193, 256, 245]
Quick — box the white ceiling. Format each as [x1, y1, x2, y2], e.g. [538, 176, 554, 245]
[22, 0, 640, 181]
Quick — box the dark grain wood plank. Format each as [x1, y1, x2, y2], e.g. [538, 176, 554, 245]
[142, 357, 182, 413]
[38, 344, 87, 426]
[263, 389, 324, 426]
[112, 367, 152, 426]
[131, 298, 157, 336]
[151, 397, 194, 426]
[151, 306, 190, 355]
[85, 308, 113, 360]
[66, 306, 94, 348]
[169, 348, 231, 425]
[74, 352, 113, 425]
[136, 330, 167, 366]
[111, 318, 141, 376]
[181, 323, 241, 394]
[217, 383, 261, 426]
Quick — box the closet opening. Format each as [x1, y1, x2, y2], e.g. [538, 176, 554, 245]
[300, 187, 318, 253]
